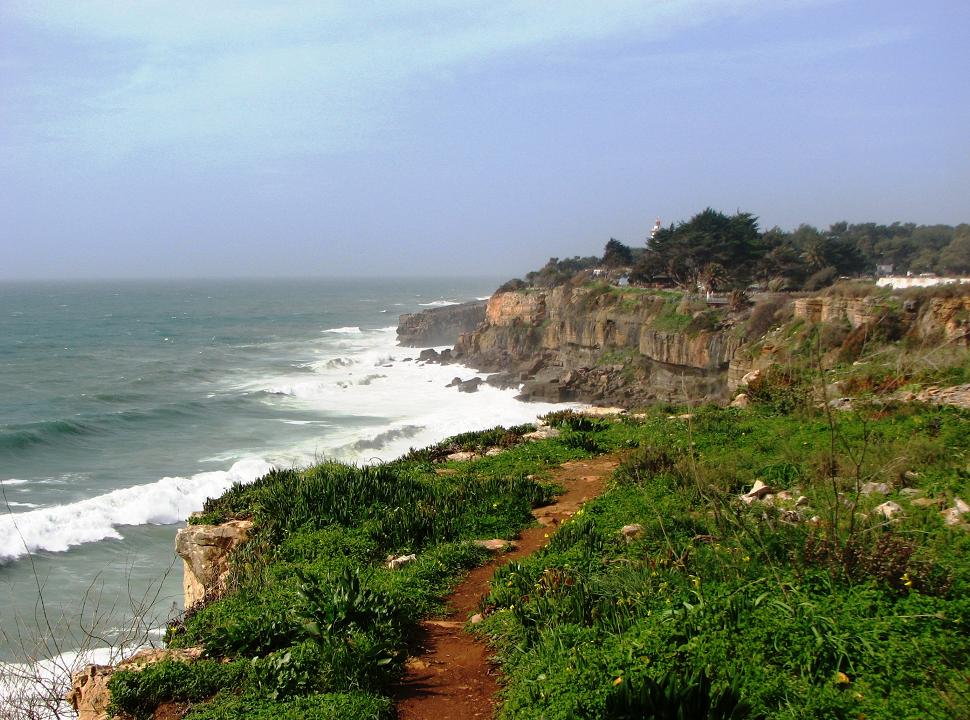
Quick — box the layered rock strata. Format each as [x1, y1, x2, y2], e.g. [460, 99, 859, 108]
[452, 286, 742, 406]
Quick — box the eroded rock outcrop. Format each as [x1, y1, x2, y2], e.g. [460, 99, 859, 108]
[453, 286, 741, 406]
[175, 519, 252, 608]
[397, 300, 487, 347]
[67, 647, 203, 720]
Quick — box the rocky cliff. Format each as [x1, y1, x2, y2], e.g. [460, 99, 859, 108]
[397, 300, 487, 347]
[401, 284, 969, 408]
[451, 286, 743, 406]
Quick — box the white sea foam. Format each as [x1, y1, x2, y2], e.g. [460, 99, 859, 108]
[234, 326, 580, 464]
[0, 458, 273, 563]
[322, 326, 362, 334]
[0, 643, 149, 719]
[418, 300, 460, 307]
[1, 478, 30, 486]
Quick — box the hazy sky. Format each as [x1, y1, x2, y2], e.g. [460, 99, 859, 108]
[1, 1, 967, 279]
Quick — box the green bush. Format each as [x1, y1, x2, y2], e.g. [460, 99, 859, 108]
[108, 659, 251, 720]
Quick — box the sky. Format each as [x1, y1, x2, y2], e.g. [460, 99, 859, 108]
[1, 1, 968, 280]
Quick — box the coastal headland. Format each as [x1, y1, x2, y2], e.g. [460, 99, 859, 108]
[61, 269, 970, 720]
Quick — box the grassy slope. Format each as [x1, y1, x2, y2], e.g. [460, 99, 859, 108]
[478, 404, 970, 720]
[108, 400, 969, 719]
[106, 423, 610, 719]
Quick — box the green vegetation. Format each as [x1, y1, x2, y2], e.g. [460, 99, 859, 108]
[477, 401, 970, 719]
[108, 424, 638, 719]
[105, 328, 970, 719]
[497, 210, 970, 295]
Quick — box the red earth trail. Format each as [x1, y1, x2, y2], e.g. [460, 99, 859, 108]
[393, 454, 619, 720]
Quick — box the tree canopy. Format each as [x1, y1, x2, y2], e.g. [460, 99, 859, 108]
[631, 208, 762, 290]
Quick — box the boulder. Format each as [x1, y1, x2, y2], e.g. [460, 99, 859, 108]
[484, 447, 505, 456]
[860, 482, 890, 496]
[457, 377, 484, 393]
[473, 539, 516, 552]
[875, 501, 903, 521]
[941, 496, 969, 526]
[741, 480, 775, 505]
[386, 553, 417, 569]
[738, 369, 762, 388]
[446, 451, 477, 461]
[620, 524, 644, 543]
[417, 348, 440, 362]
[729, 393, 751, 409]
[582, 406, 626, 417]
[469, 613, 485, 625]
[175, 520, 253, 609]
[523, 427, 561, 440]
[446, 376, 462, 387]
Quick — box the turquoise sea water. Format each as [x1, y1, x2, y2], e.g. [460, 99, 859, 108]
[0, 278, 567, 667]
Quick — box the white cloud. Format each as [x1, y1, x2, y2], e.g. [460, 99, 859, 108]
[2, 0, 840, 162]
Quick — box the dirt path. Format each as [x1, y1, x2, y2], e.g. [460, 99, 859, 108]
[393, 455, 619, 720]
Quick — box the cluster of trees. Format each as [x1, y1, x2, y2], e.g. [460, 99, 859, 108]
[502, 210, 969, 295]
[623, 210, 970, 292]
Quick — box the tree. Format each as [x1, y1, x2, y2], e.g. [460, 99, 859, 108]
[637, 208, 762, 290]
[601, 238, 633, 268]
[939, 229, 970, 275]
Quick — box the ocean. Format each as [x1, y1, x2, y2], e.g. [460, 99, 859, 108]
[0, 278, 569, 676]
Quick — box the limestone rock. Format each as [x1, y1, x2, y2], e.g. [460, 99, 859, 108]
[620, 524, 644, 543]
[445, 451, 477, 461]
[386, 553, 417, 569]
[741, 480, 775, 505]
[582, 406, 627, 417]
[780, 509, 801, 524]
[484, 447, 504, 456]
[469, 613, 485, 625]
[729, 393, 751, 409]
[875, 501, 903, 521]
[175, 520, 253, 609]
[860, 482, 890, 496]
[738, 369, 762, 388]
[67, 647, 202, 720]
[941, 496, 969, 526]
[523, 427, 561, 441]
[473, 539, 516, 552]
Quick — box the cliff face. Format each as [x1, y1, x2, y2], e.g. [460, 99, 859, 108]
[400, 285, 969, 407]
[397, 300, 487, 347]
[453, 286, 742, 406]
[727, 293, 970, 389]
